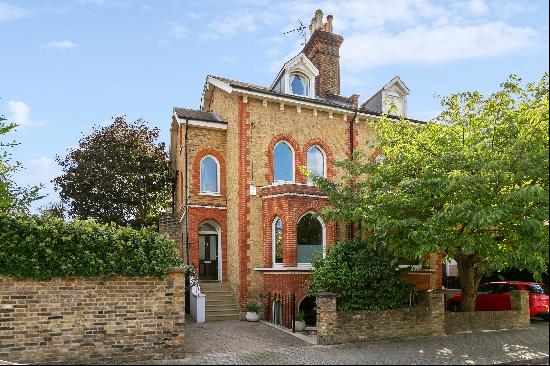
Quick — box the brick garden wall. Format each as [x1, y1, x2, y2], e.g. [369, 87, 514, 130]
[0, 269, 185, 364]
[444, 290, 530, 334]
[315, 290, 445, 345]
[316, 290, 531, 345]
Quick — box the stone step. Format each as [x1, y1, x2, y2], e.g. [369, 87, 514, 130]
[205, 307, 240, 314]
[206, 300, 237, 307]
[206, 314, 240, 321]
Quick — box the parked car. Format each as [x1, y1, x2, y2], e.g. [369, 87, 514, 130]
[446, 281, 549, 320]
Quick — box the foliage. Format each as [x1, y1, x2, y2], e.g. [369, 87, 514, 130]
[312, 74, 549, 311]
[54, 116, 172, 229]
[295, 311, 305, 321]
[39, 200, 67, 220]
[0, 212, 183, 280]
[308, 238, 415, 311]
[0, 115, 43, 213]
[246, 302, 260, 313]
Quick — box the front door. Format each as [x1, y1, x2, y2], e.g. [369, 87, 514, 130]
[199, 234, 218, 280]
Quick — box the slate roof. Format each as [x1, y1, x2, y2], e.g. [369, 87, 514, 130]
[173, 107, 225, 123]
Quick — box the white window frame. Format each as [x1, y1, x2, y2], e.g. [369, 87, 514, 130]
[306, 145, 327, 185]
[296, 212, 326, 268]
[288, 72, 310, 97]
[198, 220, 223, 282]
[272, 217, 284, 268]
[273, 141, 295, 184]
[199, 155, 221, 195]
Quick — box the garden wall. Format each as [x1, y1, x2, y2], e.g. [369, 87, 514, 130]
[315, 290, 445, 345]
[0, 268, 185, 364]
[316, 290, 531, 345]
[444, 290, 530, 334]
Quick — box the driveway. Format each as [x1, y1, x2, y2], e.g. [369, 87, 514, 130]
[140, 320, 549, 365]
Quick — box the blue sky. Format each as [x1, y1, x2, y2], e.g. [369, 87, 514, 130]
[1, 0, 548, 212]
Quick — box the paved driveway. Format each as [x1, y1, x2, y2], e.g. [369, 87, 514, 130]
[143, 320, 549, 365]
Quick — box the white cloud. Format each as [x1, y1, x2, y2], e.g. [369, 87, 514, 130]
[199, 13, 257, 40]
[7, 100, 46, 128]
[341, 21, 537, 70]
[0, 1, 27, 21]
[43, 40, 77, 49]
[169, 22, 187, 39]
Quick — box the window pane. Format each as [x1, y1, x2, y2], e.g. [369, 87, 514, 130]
[274, 142, 293, 182]
[274, 218, 283, 264]
[290, 74, 308, 96]
[199, 222, 216, 232]
[209, 235, 217, 260]
[297, 213, 323, 263]
[201, 157, 218, 192]
[307, 146, 325, 184]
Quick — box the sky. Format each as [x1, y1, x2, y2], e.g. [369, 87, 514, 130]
[1, 0, 548, 213]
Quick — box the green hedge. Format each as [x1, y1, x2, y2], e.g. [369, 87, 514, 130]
[0, 213, 183, 280]
[308, 238, 415, 311]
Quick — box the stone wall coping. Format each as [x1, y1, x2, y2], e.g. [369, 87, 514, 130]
[168, 267, 187, 273]
[254, 267, 312, 272]
[406, 269, 436, 273]
[314, 292, 339, 298]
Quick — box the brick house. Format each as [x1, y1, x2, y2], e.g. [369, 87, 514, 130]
[166, 9, 442, 322]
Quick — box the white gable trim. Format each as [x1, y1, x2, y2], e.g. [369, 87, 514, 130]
[383, 76, 410, 95]
[173, 111, 228, 130]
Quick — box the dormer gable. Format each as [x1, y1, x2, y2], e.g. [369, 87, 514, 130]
[362, 76, 410, 117]
[270, 53, 319, 99]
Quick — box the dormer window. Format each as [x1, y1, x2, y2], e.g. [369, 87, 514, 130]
[290, 73, 309, 96]
[269, 53, 319, 99]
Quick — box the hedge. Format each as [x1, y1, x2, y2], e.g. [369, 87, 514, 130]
[0, 213, 183, 280]
[308, 238, 415, 311]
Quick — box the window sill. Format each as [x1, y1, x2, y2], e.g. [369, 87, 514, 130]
[253, 267, 313, 272]
[199, 192, 222, 197]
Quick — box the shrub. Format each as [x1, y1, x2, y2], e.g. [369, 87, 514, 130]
[246, 302, 259, 313]
[0, 213, 183, 280]
[295, 311, 305, 321]
[308, 238, 415, 311]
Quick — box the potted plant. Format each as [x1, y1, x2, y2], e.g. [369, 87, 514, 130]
[294, 311, 306, 332]
[245, 302, 260, 322]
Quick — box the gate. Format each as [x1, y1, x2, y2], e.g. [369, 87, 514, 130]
[264, 293, 296, 332]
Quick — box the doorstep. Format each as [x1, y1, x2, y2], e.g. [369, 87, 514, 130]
[260, 320, 318, 345]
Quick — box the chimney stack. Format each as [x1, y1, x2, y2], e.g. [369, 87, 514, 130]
[303, 9, 343, 97]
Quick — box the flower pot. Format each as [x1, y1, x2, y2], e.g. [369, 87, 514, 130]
[294, 320, 306, 332]
[246, 311, 259, 322]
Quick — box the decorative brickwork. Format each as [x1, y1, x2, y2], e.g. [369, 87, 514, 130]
[186, 206, 228, 281]
[191, 147, 227, 197]
[444, 290, 530, 334]
[265, 133, 305, 184]
[0, 269, 185, 364]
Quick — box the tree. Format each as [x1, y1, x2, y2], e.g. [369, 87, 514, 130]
[313, 74, 549, 312]
[0, 115, 42, 213]
[54, 116, 172, 228]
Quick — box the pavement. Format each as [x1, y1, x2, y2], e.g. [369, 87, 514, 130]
[136, 320, 549, 365]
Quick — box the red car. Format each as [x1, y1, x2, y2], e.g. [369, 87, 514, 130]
[447, 281, 549, 319]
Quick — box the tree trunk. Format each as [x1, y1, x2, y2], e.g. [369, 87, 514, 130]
[456, 252, 477, 312]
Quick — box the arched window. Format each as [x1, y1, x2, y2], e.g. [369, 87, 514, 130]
[289, 73, 309, 96]
[307, 146, 325, 184]
[272, 218, 283, 266]
[296, 213, 325, 265]
[273, 141, 293, 183]
[200, 156, 219, 193]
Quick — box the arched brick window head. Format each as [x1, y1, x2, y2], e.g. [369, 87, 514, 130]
[274, 141, 294, 183]
[200, 156, 219, 193]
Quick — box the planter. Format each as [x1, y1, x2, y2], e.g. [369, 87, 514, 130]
[294, 320, 306, 332]
[246, 311, 259, 322]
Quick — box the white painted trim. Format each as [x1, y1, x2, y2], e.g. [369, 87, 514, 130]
[199, 219, 223, 282]
[272, 217, 284, 268]
[199, 155, 221, 194]
[273, 140, 295, 183]
[261, 192, 328, 199]
[207, 76, 233, 94]
[174, 114, 228, 130]
[260, 182, 311, 189]
[253, 267, 313, 272]
[188, 204, 227, 210]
